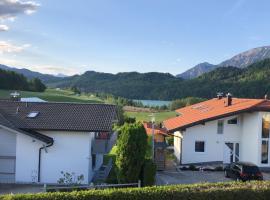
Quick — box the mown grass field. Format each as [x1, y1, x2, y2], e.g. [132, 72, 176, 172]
[0, 88, 104, 103]
[0, 89, 175, 123]
[125, 111, 176, 123]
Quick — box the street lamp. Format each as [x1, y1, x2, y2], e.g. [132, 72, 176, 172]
[149, 113, 155, 160]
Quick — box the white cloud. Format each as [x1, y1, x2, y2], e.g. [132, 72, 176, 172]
[27, 65, 80, 76]
[0, 24, 9, 31]
[0, 0, 39, 31]
[0, 0, 39, 20]
[0, 41, 30, 54]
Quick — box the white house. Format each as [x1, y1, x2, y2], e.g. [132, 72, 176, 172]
[164, 94, 270, 169]
[0, 100, 117, 184]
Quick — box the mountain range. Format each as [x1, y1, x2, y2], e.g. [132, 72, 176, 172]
[177, 46, 270, 79]
[1, 45, 270, 100]
[0, 64, 62, 83]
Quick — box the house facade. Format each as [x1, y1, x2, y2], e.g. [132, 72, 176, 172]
[164, 94, 270, 169]
[0, 100, 117, 184]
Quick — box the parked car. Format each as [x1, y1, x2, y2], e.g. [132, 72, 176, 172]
[224, 162, 263, 181]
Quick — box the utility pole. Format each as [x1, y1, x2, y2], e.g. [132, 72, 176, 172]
[149, 113, 155, 160]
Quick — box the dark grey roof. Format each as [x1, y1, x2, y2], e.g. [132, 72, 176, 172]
[0, 112, 53, 144]
[0, 100, 117, 142]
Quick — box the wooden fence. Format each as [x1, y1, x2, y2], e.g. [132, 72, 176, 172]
[43, 180, 141, 192]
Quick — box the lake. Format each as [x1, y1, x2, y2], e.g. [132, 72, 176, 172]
[134, 99, 171, 107]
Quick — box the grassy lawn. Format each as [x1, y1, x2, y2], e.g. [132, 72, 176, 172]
[125, 111, 177, 123]
[0, 88, 104, 103]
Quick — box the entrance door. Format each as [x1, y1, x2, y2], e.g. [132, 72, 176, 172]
[223, 142, 239, 164]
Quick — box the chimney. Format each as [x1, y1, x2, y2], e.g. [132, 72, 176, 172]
[226, 93, 232, 106]
[217, 92, 223, 100]
[10, 91, 21, 101]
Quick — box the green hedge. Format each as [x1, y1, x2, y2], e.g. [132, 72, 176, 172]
[2, 181, 270, 200]
[141, 159, 156, 186]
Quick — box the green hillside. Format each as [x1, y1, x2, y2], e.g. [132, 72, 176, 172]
[0, 68, 46, 92]
[48, 59, 270, 100]
[0, 89, 104, 104]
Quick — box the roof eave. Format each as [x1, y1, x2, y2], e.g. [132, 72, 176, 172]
[165, 107, 263, 133]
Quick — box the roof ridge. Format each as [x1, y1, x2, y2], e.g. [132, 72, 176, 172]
[0, 99, 116, 106]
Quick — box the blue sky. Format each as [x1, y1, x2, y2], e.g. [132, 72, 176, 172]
[0, 0, 270, 75]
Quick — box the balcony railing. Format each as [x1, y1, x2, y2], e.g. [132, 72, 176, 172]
[92, 132, 117, 154]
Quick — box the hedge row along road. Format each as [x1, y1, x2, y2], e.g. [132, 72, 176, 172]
[1, 181, 270, 200]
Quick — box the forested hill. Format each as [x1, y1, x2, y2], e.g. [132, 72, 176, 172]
[48, 71, 183, 100]
[0, 69, 46, 92]
[48, 59, 270, 100]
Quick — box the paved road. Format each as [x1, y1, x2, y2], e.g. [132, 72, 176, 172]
[156, 170, 270, 185]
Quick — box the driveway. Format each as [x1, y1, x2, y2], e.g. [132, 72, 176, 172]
[156, 170, 270, 185]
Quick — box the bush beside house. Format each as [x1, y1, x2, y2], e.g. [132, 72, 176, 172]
[116, 122, 148, 183]
[2, 181, 270, 200]
[141, 159, 156, 186]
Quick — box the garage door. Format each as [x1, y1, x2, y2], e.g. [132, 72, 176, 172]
[0, 156, 16, 183]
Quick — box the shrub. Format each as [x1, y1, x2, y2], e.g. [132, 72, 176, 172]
[141, 159, 156, 186]
[116, 122, 148, 183]
[166, 136, 174, 146]
[57, 171, 84, 185]
[2, 181, 270, 200]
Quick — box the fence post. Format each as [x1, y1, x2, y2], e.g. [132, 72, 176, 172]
[43, 184, 47, 192]
[138, 180, 141, 188]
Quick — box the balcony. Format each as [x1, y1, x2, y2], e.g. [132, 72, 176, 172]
[92, 132, 117, 154]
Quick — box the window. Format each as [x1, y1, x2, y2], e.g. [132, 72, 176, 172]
[262, 140, 269, 164]
[228, 117, 238, 124]
[261, 115, 270, 164]
[195, 141, 205, 152]
[92, 154, 96, 168]
[95, 132, 110, 139]
[27, 111, 39, 118]
[217, 120, 224, 134]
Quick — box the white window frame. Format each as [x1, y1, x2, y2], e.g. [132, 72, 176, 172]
[217, 120, 224, 134]
[195, 141, 205, 153]
[227, 117, 238, 125]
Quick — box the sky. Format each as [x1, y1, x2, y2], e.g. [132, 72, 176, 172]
[0, 0, 270, 76]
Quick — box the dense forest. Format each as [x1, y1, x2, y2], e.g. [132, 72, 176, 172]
[48, 59, 270, 100]
[0, 69, 46, 92]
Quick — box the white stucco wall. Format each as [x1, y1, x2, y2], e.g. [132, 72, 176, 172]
[39, 131, 93, 184]
[15, 133, 43, 183]
[15, 131, 99, 184]
[178, 115, 243, 164]
[241, 112, 261, 165]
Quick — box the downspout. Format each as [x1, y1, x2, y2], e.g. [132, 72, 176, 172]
[38, 141, 54, 182]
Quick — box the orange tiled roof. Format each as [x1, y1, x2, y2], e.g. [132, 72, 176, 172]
[143, 122, 168, 136]
[164, 97, 269, 132]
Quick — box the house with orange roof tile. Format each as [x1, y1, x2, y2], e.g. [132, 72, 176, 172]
[163, 93, 270, 168]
